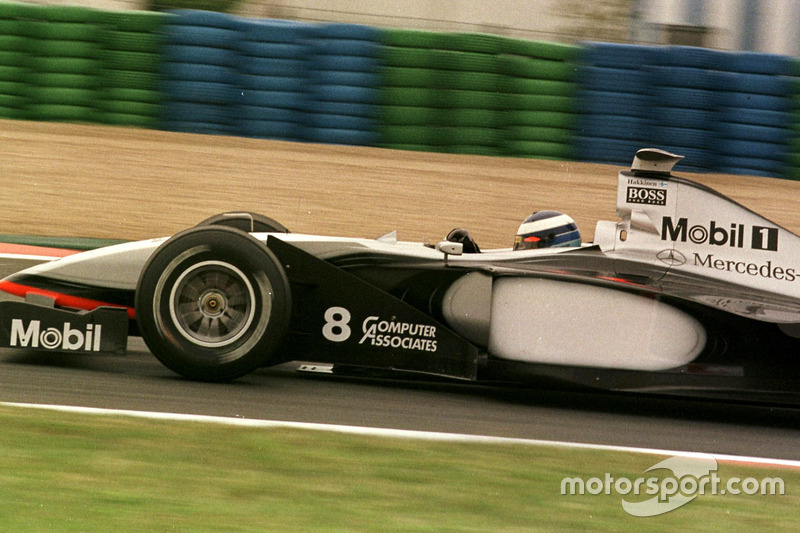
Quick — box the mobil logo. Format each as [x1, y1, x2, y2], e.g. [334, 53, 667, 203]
[661, 217, 778, 252]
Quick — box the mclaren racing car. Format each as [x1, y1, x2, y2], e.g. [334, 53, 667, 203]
[2, 148, 800, 402]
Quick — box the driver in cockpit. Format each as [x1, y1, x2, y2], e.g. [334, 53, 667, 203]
[513, 211, 581, 250]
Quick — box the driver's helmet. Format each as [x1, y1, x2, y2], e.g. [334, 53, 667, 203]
[513, 211, 581, 251]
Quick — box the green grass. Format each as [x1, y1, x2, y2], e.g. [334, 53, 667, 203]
[0, 405, 797, 532]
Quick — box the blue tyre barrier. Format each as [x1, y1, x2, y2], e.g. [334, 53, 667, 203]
[576, 114, 645, 141]
[719, 138, 785, 160]
[651, 126, 712, 148]
[579, 42, 657, 69]
[164, 44, 238, 66]
[164, 80, 238, 105]
[719, 51, 791, 76]
[719, 91, 791, 112]
[240, 56, 306, 77]
[162, 62, 235, 83]
[577, 66, 648, 93]
[717, 122, 790, 144]
[238, 41, 307, 59]
[305, 113, 375, 131]
[239, 89, 305, 109]
[312, 69, 379, 87]
[162, 25, 239, 48]
[659, 46, 721, 69]
[240, 74, 304, 92]
[237, 105, 298, 122]
[573, 90, 649, 116]
[308, 55, 379, 73]
[717, 107, 791, 128]
[238, 119, 299, 139]
[161, 119, 237, 135]
[166, 9, 243, 30]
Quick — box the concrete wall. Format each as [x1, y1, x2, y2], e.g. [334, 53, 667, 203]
[237, 0, 800, 54]
[641, 0, 800, 54]
[236, 0, 577, 41]
[18, 0, 800, 55]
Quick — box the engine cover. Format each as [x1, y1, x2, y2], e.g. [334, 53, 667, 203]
[488, 277, 706, 371]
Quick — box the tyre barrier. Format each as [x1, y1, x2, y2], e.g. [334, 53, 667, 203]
[302, 23, 382, 146]
[0, 2, 35, 119]
[235, 19, 313, 142]
[499, 38, 579, 160]
[784, 60, 800, 180]
[645, 46, 725, 172]
[0, 3, 800, 179]
[99, 10, 166, 128]
[378, 29, 451, 152]
[573, 43, 659, 165]
[24, 5, 105, 123]
[378, 29, 507, 155]
[572, 44, 796, 177]
[715, 53, 793, 177]
[160, 10, 242, 135]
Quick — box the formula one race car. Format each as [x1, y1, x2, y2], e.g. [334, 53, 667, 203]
[2, 148, 800, 403]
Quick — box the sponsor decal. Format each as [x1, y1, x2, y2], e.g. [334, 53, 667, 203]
[627, 186, 667, 206]
[9, 319, 102, 351]
[661, 217, 779, 252]
[321, 306, 438, 352]
[693, 253, 796, 282]
[656, 249, 686, 266]
[627, 178, 668, 187]
[359, 316, 437, 352]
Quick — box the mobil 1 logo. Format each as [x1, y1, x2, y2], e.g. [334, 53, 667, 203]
[752, 225, 779, 251]
[661, 217, 779, 252]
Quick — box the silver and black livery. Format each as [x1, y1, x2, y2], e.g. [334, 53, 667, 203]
[2, 149, 800, 403]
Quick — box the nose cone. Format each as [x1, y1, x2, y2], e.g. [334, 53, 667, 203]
[0, 238, 164, 315]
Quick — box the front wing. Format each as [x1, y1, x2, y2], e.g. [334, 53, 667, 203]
[0, 298, 128, 354]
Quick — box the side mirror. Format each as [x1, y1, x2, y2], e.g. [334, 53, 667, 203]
[436, 241, 463, 256]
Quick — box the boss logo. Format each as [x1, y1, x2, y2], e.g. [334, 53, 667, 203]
[627, 186, 667, 206]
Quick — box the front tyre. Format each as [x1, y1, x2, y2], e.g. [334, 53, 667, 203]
[135, 226, 291, 381]
[196, 211, 289, 233]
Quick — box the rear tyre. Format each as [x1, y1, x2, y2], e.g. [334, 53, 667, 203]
[135, 226, 291, 381]
[197, 211, 289, 233]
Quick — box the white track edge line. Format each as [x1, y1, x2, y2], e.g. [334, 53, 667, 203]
[3, 401, 799, 469]
[0, 253, 60, 261]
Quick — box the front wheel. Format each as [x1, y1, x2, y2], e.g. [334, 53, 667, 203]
[196, 211, 289, 233]
[135, 226, 291, 381]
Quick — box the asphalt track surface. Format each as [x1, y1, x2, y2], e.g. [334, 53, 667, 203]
[0, 258, 798, 460]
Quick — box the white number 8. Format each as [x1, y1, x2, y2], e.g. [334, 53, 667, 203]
[322, 306, 351, 342]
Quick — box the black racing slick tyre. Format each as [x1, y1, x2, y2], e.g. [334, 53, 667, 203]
[135, 226, 291, 381]
[196, 211, 289, 234]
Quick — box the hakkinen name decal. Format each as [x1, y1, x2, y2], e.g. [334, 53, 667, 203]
[627, 178, 667, 187]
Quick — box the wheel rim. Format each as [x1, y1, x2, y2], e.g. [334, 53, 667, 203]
[168, 260, 261, 348]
